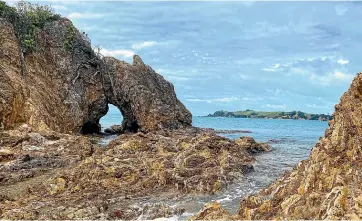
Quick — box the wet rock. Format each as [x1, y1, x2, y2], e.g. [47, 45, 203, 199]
[0, 129, 95, 186]
[194, 72, 362, 220]
[104, 125, 122, 134]
[235, 136, 271, 154]
[190, 202, 234, 220]
[0, 128, 254, 219]
[21, 154, 32, 162]
[139, 203, 185, 220]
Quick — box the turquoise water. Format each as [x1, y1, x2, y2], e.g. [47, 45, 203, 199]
[100, 105, 124, 130]
[100, 105, 329, 217]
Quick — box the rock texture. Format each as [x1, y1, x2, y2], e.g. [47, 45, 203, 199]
[103, 56, 192, 133]
[0, 124, 96, 199]
[0, 17, 191, 134]
[0, 18, 108, 134]
[235, 136, 271, 154]
[193, 73, 362, 220]
[190, 202, 234, 220]
[0, 127, 255, 219]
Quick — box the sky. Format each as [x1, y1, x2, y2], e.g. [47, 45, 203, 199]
[5, 1, 362, 116]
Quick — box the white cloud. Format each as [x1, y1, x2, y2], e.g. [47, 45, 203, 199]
[52, 5, 68, 11]
[262, 63, 281, 72]
[262, 68, 278, 72]
[334, 5, 348, 16]
[307, 104, 327, 109]
[156, 69, 192, 81]
[166, 76, 190, 81]
[67, 12, 104, 19]
[242, 97, 264, 101]
[310, 71, 354, 86]
[265, 104, 287, 109]
[4, 1, 18, 6]
[100, 48, 135, 58]
[274, 63, 281, 69]
[186, 97, 239, 104]
[333, 71, 353, 80]
[131, 41, 157, 50]
[337, 59, 349, 65]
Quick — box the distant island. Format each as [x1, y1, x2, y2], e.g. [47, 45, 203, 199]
[206, 110, 332, 121]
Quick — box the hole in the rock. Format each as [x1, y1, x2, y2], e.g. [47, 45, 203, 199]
[81, 122, 101, 134]
[100, 104, 124, 133]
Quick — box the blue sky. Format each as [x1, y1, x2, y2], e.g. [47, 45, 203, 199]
[6, 1, 362, 116]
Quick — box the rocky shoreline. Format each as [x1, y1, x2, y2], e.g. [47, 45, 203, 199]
[1, 2, 362, 220]
[192, 73, 362, 220]
[0, 125, 272, 219]
[0, 6, 271, 219]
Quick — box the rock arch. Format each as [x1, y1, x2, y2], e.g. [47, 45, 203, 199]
[0, 18, 191, 134]
[102, 55, 192, 133]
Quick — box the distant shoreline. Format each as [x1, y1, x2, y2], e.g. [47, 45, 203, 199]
[204, 110, 332, 121]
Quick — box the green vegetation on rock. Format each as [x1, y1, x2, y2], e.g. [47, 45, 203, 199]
[0, 1, 61, 54]
[63, 24, 77, 51]
[207, 110, 332, 121]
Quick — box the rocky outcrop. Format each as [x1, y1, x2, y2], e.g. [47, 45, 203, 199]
[235, 136, 271, 154]
[193, 73, 362, 220]
[0, 18, 108, 134]
[190, 202, 234, 220]
[0, 124, 96, 199]
[0, 17, 191, 134]
[104, 124, 122, 134]
[103, 56, 192, 133]
[0, 127, 255, 219]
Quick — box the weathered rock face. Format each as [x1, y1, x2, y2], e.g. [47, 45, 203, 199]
[0, 17, 191, 134]
[0, 18, 108, 134]
[193, 73, 362, 220]
[0, 127, 255, 219]
[103, 56, 192, 133]
[0, 124, 96, 199]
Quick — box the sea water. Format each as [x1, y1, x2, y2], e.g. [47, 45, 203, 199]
[100, 105, 329, 217]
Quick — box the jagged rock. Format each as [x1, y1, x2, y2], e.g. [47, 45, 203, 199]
[0, 128, 95, 187]
[235, 136, 271, 154]
[103, 56, 192, 133]
[0, 18, 108, 134]
[0, 128, 255, 219]
[190, 202, 234, 220]
[137, 203, 186, 220]
[104, 124, 122, 134]
[1, 16, 192, 134]
[194, 73, 362, 220]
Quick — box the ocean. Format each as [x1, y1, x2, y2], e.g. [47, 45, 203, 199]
[100, 105, 329, 217]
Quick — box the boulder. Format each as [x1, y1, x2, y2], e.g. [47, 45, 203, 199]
[190, 202, 234, 220]
[104, 125, 122, 134]
[235, 136, 271, 154]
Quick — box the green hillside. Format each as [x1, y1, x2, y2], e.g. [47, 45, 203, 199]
[206, 110, 332, 121]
